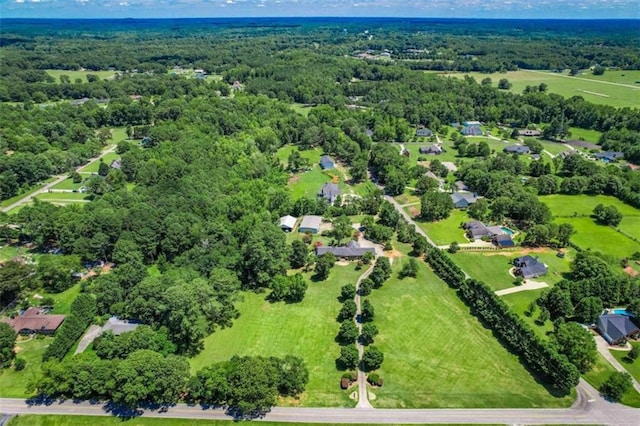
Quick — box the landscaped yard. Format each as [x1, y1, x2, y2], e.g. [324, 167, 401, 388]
[582, 353, 640, 408]
[34, 192, 92, 203]
[189, 263, 365, 407]
[367, 248, 573, 408]
[610, 342, 640, 383]
[500, 289, 554, 339]
[78, 153, 121, 173]
[0, 336, 52, 397]
[32, 283, 82, 315]
[410, 209, 470, 246]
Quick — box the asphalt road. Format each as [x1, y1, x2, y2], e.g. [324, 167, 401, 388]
[1, 383, 639, 425]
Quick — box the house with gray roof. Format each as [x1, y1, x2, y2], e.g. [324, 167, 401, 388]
[316, 241, 375, 259]
[416, 128, 433, 137]
[318, 183, 342, 204]
[597, 314, 640, 345]
[451, 191, 480, 209]
[513, 255, 547, 279]
[299, 215, 322, 234]
[518, 129, 541, 137]
[504, 145, 531, 155]
[419, 145, 444, 155]
[455, 181, 469, 191]
[102, 317, 141, 336]
[593, 151, 625, 163]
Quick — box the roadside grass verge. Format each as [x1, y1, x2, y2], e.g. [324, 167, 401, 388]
[368, 244, 573, 408]
[582, 353, 640, 408]
[0, 336, 52, 397]
[189, 264, 364, 407]
[610, 342, 640, 383]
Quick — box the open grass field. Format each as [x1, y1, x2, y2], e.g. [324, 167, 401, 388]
[189, 263, 365, 407]
[79, 153, 121, 173]
[555, 217, 640, 259]
[5, 416, 473, 426]
[500, 289, 554, 339]
[51, 178, 83, 191]
[34, 193, 92, 205]
[367, 247, 573, 408]
[582, 352, 640, 408]
[410, 209, 470, 246]
[436, 70, 640, 108]
[32, 283, 82, 315]
[0, 336, 52, 397]
[610, 342, 640, 383]
[45, 69, 116, 83]
[538, 140, 572, 157]
[567, 127, 602, 143]
[290, 103, 315, 117]
[541, 194, 640, 218]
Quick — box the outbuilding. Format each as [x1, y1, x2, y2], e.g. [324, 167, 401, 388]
[299, 215, 322, 234]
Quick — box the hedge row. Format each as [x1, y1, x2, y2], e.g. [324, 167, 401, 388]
[424, 248, 579, 392]
[43, 294, 96, 362]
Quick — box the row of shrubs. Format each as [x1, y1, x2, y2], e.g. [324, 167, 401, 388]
[42, 294, 96, 361]
[424, 247, 580, 392]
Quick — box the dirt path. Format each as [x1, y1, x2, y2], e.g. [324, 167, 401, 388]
[354, 264, 375, 409]
[594, 334, 640, 394]
[1, 144, 116, 213]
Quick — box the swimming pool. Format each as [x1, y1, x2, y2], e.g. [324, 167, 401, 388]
[501, 227, 515, 235]
[612, 309, 634, 317]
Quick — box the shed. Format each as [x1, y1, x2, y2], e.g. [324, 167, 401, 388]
[279, 215, 298, 232]
[320, 155, 335, 170]
[299, 215, 322, 234]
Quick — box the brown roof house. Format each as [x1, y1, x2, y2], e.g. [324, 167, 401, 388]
[2, 307, 66, 335]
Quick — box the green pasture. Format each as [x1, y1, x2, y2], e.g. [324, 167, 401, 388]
[582, 353, 640, 408]
[45, 69, 116, 83]
[500, 289, 554, 339]
[410, 209, 470, 246]
[368, 247, 573, 408]
[451, 251, 516, 291]
[610, 342, 640, 383]
[79, 153, 121, 173]
[189, 263, 365, 407]
[555, 217, 640, 259]
[51, 178, 83, 191]
[541, 194, 640, 218]
[0, 336, 52, 397]
[538, 140, 571, 157]
[578, 70, 640, 86]
[437, 70, 640, 108]
[567, 127, 602, 143]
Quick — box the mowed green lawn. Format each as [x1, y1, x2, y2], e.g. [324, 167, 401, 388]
[51, 178, 84, 191]
[79, 153, 121, 173]
[555, 217, 640, 259]
[500, 289, 554, 339]
[582, 353, 640, 408]
[45, 69, 116, 83]
[6, 415, 464, 426]
[189, 264, 365, 407]
[411, 209, 470, 246]
[610, 342, 640, 383]
[437, 70, 640, 108]
[367, 252, 573, 408]
[541, 194, 640, 218]
[0, 336, 52, 397]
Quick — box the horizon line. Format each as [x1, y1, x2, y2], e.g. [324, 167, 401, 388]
[2, 16, 640, 21]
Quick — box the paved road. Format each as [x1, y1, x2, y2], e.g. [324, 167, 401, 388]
[1, 145, 116, 214]
[1, 380, 639, 425]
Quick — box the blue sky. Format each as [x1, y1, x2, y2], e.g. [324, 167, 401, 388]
[2, 0, 639, 19]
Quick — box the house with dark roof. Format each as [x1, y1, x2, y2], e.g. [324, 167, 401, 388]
[102, 317, 141, 336]
[316, 241, 375, 259]
[416, 128, 433, 137]
[462, 221, 505, 240]
[593, 151, 625, 163]
[318, 183, 342, 204]
[518, 129, 542, 137]
[461, 126, 483, 136]
[455, 181, 469, 191]
[279, 215, 298, 232]
[493, 234, 515, 248]
[597, 314, 640, 345]
[1, 307, 66, 335]
[451, 192, 480, 209]
[513, 256, 548, 279]
[419, 145, 444, 155]
[299, 215, 322, 234]
[319, 155, 335, 170]
[504, 145, 531, 155]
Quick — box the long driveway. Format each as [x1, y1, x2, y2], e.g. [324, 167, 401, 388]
[1, 145, 116, 213]
[594, 335, 640, 394]
[1, 380, 639, 424]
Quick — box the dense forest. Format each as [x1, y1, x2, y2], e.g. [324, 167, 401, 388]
[0, 18, 639, 412]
